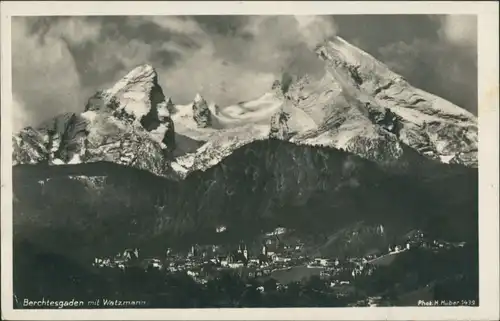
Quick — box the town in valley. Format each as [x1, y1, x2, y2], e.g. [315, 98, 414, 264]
[92, 226, 467, 307]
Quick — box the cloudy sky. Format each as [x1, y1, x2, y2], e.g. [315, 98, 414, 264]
[12, 15, 477, 130]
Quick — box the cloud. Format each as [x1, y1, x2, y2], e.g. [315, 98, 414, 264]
[12, 17, 90, 130]
[294, 15, 338, 48]
[11, 16, 193, 129]
[12, 94, 29, 132]
[159, 15, 337, 106]
[11, 15, 476, 131]
[44, 17, 102, 45]
[12, 15, 338, 128]
[141, 16, 205, 35]
[158, 46, 277, 107]
[436, 15, 477, 47]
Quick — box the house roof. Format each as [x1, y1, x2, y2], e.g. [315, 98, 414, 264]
[266, 243, 279, 252]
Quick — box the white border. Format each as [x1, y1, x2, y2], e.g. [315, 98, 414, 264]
[1, 1, 499, 320]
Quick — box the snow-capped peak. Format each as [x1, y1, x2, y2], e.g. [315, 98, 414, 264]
[107, 64, 157, 97]
[13, 62, 177, 177]
[286, 35, 478, 167]
[194, 93, 205, 103]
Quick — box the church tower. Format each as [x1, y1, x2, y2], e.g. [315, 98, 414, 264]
[243, 245, 248, 260]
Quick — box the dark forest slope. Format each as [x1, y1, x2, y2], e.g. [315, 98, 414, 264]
[13, 139, 477, 262]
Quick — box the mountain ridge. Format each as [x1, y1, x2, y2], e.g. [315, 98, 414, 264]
[12, 36, 478, 178]
[13, 138, 477, 263]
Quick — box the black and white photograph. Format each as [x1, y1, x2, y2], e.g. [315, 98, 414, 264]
[1, 1, 499, 320]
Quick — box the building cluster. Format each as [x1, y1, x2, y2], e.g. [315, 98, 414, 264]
[93, 248, 141, 270]
[91, 227, 307, 283]
[91, 227, 467, 291]
[315, 257, 376, 288]
[386, 229, 460, 253]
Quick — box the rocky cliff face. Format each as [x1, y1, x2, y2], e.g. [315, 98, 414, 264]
[165, 97, 176, 114]
[285, 37, 477, 167]
[13, 64, 176, 177]
[269, 109, 291, 140]
[192, 93, 212, 128]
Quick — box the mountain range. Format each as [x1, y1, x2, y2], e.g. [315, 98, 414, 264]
[12, 36, 478, 263]
[13, 36, 478, 178]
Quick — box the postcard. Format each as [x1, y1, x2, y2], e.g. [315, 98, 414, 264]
[1, 1, 498, 320]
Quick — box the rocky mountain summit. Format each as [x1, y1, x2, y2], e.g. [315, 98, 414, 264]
[192, 93, 212, 128]
[285, 38, 477, 167]
[13, 36, 478, 179]
[13, 64, 176, 177]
